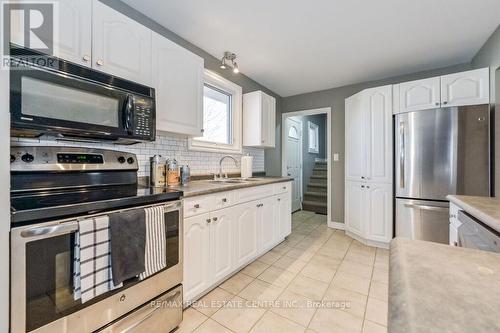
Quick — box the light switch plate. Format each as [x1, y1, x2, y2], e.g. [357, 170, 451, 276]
[333, 153, 339, 161]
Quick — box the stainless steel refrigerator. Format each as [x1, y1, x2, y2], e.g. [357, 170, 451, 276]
[395, 105, 490, 244]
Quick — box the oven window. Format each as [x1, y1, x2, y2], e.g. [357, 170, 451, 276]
[25, 233, 78, 332]
[21, 77, 119, 127]
[165, 210, 180, 268]
[24, 210, 179, 331]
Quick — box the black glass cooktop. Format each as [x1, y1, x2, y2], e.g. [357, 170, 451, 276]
[11, 185, 183, 225]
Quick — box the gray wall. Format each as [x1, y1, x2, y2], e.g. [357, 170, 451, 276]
[290, 114, 327, 198]
[471, 24, 500, 194]
[281, 63, 472, 223]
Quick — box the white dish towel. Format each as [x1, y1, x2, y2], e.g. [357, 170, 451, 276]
[73, 216, 121, 303]
[140, 205, 167, 280]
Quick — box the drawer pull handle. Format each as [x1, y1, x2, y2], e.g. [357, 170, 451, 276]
[119, 294, 126, 302]
[222, 198, 227, 203]
[194, 204, 200, 209]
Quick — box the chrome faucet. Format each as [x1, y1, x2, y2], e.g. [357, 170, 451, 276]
[218, 155, 239, 179]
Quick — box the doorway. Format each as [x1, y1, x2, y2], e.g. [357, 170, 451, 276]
[282, 107, 332, 226]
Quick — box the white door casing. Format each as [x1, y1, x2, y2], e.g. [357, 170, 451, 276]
[285, 117, 302, 212]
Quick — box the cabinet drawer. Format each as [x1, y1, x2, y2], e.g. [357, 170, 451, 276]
[213, 191, 236, 210]
[184, 195, 214, 217]
[236, 184, 274, 203]
[274, 182, 291, 195]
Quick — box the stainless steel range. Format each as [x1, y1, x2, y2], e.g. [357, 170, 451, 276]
[10, 146, 184, 333]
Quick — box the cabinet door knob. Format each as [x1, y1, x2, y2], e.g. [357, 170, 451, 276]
[435, 102, 439, 106]
[361, 185, 365, 188]
[361, 176, 365, 179]
[194, 204, 200, 209]
[96, 59, 104, 66]
[213, 217, 218, 222]
[82, 55, 90, 62]
[277, 198, 281, 201]
[443, 101, 448, 105]
[222, 198, 227, 203]
[206, 218, 211, 223]
[366, 186, 370, 189]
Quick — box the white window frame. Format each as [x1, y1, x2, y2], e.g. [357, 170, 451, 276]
[188, 70, 243, 154]
[308, 121, 319, 154]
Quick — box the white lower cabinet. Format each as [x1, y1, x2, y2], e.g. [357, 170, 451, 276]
[183, 213, 211, 302]
[234, 201, 259, 268]
[277, 194, 292, 239]
[345, 181, 392, 247]
[183, 182, 292, 303]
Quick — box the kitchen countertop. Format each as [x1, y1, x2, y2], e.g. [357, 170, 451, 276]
[389, 238, 500, 333]
[169, 176, 293, 198]
[447, 195, 500, 233]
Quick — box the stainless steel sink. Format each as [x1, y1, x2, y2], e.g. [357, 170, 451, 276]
[208, 177, 266, 184]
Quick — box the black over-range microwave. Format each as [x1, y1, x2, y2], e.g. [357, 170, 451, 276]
[10, 46, 156, 144]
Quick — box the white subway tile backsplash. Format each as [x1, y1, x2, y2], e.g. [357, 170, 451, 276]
[11, 133, 265, 177]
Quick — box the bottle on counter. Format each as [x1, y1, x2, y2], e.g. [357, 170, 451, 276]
[150, 155, 166, 187]
[180, 165, 191, 185]
[166, 158, 181, 186]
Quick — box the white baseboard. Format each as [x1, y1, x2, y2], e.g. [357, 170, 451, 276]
[328, 221, 345, 230]
[345, 230, 390, 249]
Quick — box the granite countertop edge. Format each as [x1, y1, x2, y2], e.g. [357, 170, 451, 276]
[176, 177, 293, 198]
[447, 195, 500, 233]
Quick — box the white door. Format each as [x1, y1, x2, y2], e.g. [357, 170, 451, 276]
[345, 93, 367, 181]
[277, 194, 292, 239]
[258, 197, 277, 252]
[365, 183, 392, 243]
[92, 0, 152, 85]
[345, 181, 365, 237]
[441, 68, 490, 107]
[10, 0, 92, 67]
[234, 202, 259, 268]
[183, 213, 210, 302]
[365, 86, 393, 183]
[152, 32, 204, 136]
[285, 117, 302, 212]
[399, 77, 441, 112]
[210, 208, 235, 283]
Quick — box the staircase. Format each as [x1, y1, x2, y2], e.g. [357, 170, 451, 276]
[303, 161, 328, 214]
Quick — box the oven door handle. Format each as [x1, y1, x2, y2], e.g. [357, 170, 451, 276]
[20, 222, 79, 238]
[163, 201, 182, 212]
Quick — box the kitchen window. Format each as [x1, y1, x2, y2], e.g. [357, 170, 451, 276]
[189, 70, 242, 153]
[308, 121, 319, 154]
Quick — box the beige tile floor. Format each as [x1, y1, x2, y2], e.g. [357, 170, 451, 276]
[178, 210, 389, 333]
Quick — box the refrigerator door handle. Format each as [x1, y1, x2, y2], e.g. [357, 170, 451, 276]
[404, 203, 449, 212]
[399, 121, 405, 189]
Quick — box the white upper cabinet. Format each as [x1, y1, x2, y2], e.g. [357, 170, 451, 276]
[365, 85, 393, 183]
[10, 0, 92, 67]
[440, 68, 489, 107]
[243, 91, 276, 148]
[345, 92, 366, 182]
[152, 32, 204, 136]
[56, 0, 92, 66]
[399, 77, 441, 113]
[345, 86, 392, 183]
[92, 0, 152, 85]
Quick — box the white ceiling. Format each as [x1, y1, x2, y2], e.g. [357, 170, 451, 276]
[123, 0, 500, 97]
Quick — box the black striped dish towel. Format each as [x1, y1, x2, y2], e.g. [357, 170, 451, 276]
[73, 216, 122, 303]
[140, 205, 166, 280]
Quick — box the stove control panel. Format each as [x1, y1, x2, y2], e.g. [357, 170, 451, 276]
[11, 146, 139, 172]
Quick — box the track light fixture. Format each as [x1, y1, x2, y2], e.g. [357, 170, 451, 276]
[220, 52, 239, 74]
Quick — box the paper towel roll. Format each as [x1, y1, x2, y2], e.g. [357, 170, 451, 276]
[241, 155, 253, 179]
